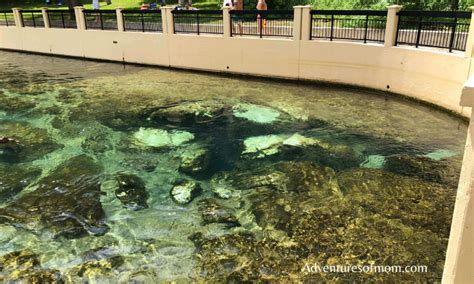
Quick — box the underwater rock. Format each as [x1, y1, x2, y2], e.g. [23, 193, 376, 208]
[360, 154, 386, 169]
[0, 155, 108, 239]
[179, 145, 210, 178]
[189, 232, 306, 282]
[0, 92, 36, 114]
[0, 165, 41, 203]
[0, 121, 62, 163]
[0, 250, 63, 283]
[198, 199, 240, 227]
[132, 128, 194, 148]
[215, 161, 341, 195]
[233, 103, 281, 124]
[81, 123, 121, 155]
[68, 247, 124, 279]
[148, 100, 229, 126]
[210, 178, 235, 199]
[115, 174, 149, 211]
[240, 133, 358, 170]
[337, 168, 455, 235]
[170, 180, 202, 205]
[384, 154, 461, 188]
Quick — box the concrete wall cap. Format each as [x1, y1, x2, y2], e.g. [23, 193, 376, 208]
[461, 76, 474, 107]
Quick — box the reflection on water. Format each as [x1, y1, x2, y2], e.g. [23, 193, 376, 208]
[0, 50, 467, 282]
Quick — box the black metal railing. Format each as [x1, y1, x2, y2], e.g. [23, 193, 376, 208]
[396, 11, 471, 52]
[83, 10, 117, 30]
[230, 10, 293, 38]
[311, 10, 387, 43]
[0, 11, 15, 27]
[20, 10, 45, 28]
[47, 10, 77, 29]
[172, 10, 223, 35]
[122, 9, 163, 33]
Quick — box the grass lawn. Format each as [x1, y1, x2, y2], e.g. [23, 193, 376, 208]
[0, 0, 221, 11]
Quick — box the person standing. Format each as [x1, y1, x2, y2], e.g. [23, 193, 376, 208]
[256, 0, 267, 34]
[92, 0, 100, 10]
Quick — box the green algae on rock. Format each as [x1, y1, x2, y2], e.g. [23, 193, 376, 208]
[198, 199, 240, 227]
[115, 174, 149, 211]
[148, 100, 229, 126]
[132, 128, 194, 148]
[170, 179, 202, 205]
[0, 165, 41, 203]
[0, 250, 63, 283]
[179, 145, 210, 178]
[0, 155, 108, 239]
[0, 121, 62, 163]
[233, 103, 281, 124]
[384, 154, 461, 188]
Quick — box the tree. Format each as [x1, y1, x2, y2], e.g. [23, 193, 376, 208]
[66, 0, 83, 10]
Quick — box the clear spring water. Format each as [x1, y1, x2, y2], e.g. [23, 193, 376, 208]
[0, 50, 468, 282]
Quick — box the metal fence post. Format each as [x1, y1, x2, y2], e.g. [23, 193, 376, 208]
[300, 5, 312, 41]
[196, 12, 200, 35]
[41, 7, 50, 28]
[464, 7, 474, 57]
[330, 14, 334, 41]
[448, 17, 458, 52]
[116, 8, 124, 32]
[74, 6, 86, 30]
[384, 5, 402, 47]
[415, 16, 422, 48]
[12, 8, 23, 28]
[223, 6, 231, 37]
[363, 14, 369, 43]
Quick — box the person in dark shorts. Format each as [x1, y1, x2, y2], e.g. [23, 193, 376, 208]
[257, 0, 267, 32]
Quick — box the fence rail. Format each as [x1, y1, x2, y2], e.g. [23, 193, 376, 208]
[396, 10, 471, 52]
[311, 10, 387, 43]
[122, 9, 163, 33]
[172, 10, 223, 35]
[20, 10, 44, 28]
[83, 10, 117, 30]
[230, 10, 293, 38]
[1, 8, 474, 54]
[0, 11, 15, 27]
[47, 10, 77, 29]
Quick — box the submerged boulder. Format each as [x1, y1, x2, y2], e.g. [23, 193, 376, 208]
[213, 161, 341, 195]
[240, 133, 358, 170]
[179, 145, 210, 178]
[232, 103, 281, 124]
[0, 165, 41, 203]
[384, 154, 461, 188]
[170, 179, 201, 205]
[0, 92, 36, 114]
[198, 199, 240, 227]
[115, 174, 149, 211]
[0, 155, 108, 239]
[0, 121, 61, 163]
[132, 128, 194, 148]
[337, 168, 455, 235]
[67, 247, 124, 280]
[0, 250, 63, 283]
[148, 100, 229, 126]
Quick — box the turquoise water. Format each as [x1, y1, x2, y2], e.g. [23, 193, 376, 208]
[0, 50, 468, 282]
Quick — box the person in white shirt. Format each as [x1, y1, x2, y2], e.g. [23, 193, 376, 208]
[92, 0, 100, 10]
[222, 0, 233, 8]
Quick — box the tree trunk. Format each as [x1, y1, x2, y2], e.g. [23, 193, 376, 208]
[450, 0, 459, 11]
[66, 0, 82, 10]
